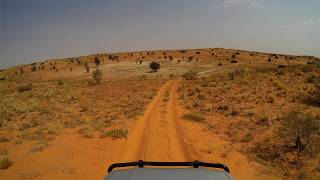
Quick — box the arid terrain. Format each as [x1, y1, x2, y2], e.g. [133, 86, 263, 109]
[0, 48, 319, 180]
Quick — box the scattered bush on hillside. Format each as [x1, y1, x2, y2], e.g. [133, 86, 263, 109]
[278, 65, 287, 68]
[84, 61, 90, 73]
[187, 56, 193, 62]
[31, 66, 37, 72]
[108, 54, 119, 61]
[169, 56, 173, 61]
[182, 70, 198, 80]
[92, 69, 102, 84]
[57, 79, 64, 85]
[196, 51, 200, 54]
[149, 62, 160, 72]
[279, 110, 319, 159]
[304, 82, 320, 106]
[230, 60, 238, 63]
[17, 84, 32, 93]
[94, 57, 100, 66]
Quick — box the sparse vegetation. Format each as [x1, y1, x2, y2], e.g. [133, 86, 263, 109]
[57, 79, 64, 85]
[84, 61, 90, 73]
[100, 129, 128, 139]
[17, 84, 32, 93]
[149, 62, 160, 72]
[182, 70, 197, 80]
[92, 69, 102, 84]
[31, 66, 37, 72]
[94, 57, 100, 66]
[182, 113, 205, 122]
[279, 110, 319, 159]
[0, 156, 12, 170]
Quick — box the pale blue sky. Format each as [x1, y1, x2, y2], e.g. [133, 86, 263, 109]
[0, 0, 319, 69]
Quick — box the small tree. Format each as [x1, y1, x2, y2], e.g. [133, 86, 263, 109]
[149, 62, 160, 72]
[84, 61, 90, 73]
[92, 69, 102, 84]
[94, 57, 100, 66]
[280, 111, 319, 159]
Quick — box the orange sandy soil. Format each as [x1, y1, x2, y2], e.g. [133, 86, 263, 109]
[0, 48, 319, 180]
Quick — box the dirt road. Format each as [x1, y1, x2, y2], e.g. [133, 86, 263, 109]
[119, 79, 279, 179]
[120, 80, 191, 162]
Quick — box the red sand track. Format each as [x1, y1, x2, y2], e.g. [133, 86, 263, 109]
[120, 80, 191, 162]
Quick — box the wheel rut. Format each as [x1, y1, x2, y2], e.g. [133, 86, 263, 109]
[120, 80, 191, 162]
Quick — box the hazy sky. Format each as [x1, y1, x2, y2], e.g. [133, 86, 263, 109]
[0, 0, 319, 69]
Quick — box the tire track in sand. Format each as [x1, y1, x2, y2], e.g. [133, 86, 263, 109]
[120, 79, 191, 162]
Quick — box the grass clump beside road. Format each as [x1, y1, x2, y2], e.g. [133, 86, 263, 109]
[182, 113, 205, 122]
[100, 129, 128, 139]
[0, 153, 12, 170]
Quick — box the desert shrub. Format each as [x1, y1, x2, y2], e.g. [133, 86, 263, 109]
[94, 57, 100, 66]
[92, 69, 102, 84]
[169, 56, 173, 61]
[278, 65, 287, 68]
[200, 78, 209, 87]
[279, 111, 319, 159]
[241, 133, 254, 142]
[100, 129, 128, 139]
[196, 51, 200, 54]
[182, 70, 198, 80]
[304, 82, 320, 106]
[31, 66, 37, 72]
[17, 84, 32, 93]
[57, 79, 64, 85]
[84, 61, 90, 73]
[0, 137, 9, 142]
[78, 127, 94, 138]
[187, 56, 193, 62]
[47, 122, 64, 135]
[273, 80, 286, 90]
[182, 113, 205, 122]
[0, 77, 5, 81]
[230, 60, 238, 63]
[0, 155, 12, 170]
[149, 62, 160, 72]
[108, 54, 119, 61]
